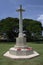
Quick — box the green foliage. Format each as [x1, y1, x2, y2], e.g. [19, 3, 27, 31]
[0, 17, 42, 37]
[0, 17, 19, 33]
[23, 19, 42, 41]
[23, 19, 42, 35]
[41, 27, 43, 30]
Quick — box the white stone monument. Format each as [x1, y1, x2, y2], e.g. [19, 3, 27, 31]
[3, 5, 39, 59]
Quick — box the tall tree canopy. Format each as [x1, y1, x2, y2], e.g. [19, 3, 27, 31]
[0, 17, 42, 36]
[0, 17, 19, 33]
[23, 19, 42, 35]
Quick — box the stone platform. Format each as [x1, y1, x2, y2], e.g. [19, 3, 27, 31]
[3, 47, 39, 59]
[3, 36, 39, 59]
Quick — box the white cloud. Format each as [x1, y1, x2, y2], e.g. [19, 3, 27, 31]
[37, 14, 43, 26]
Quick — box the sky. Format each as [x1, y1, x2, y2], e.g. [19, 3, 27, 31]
[0, 0, 43, 26]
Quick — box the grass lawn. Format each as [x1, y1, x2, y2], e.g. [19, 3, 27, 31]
[0, 42, 43, 65]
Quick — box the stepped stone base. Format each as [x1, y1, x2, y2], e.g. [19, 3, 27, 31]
[9, 47, 33, 56]
[3, 36, 39, 59]
[4, 49, 39, 59]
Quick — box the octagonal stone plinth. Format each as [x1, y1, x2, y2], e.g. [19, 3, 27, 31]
[3, 36, 39, 59]
[4, 48, 39, 59]
[9, 47, 33, 56]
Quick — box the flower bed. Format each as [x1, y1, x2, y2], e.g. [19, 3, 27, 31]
[26, 47, 32, 50]
[17, 47, 32, 51]
[17, 48, 21, 51]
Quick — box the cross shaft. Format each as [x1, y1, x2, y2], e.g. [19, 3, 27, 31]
[16, 5, 25, 37]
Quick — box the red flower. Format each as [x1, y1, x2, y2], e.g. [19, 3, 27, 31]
[17, 48, 21, 51]
[27, 47, 32, 50]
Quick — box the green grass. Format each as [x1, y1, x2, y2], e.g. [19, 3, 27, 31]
[0, 42, 43, 65]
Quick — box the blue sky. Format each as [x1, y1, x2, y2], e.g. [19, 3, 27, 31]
[0, 0, 43, 26]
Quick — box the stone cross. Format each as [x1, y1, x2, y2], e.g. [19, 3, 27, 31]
[3, 5, 39, 59]
[16, 5, 25, 37]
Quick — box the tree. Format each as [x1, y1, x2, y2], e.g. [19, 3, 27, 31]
[0, 17, 19, 33]
[0, 17, 42, 41]
[23, 19, 42, 36]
